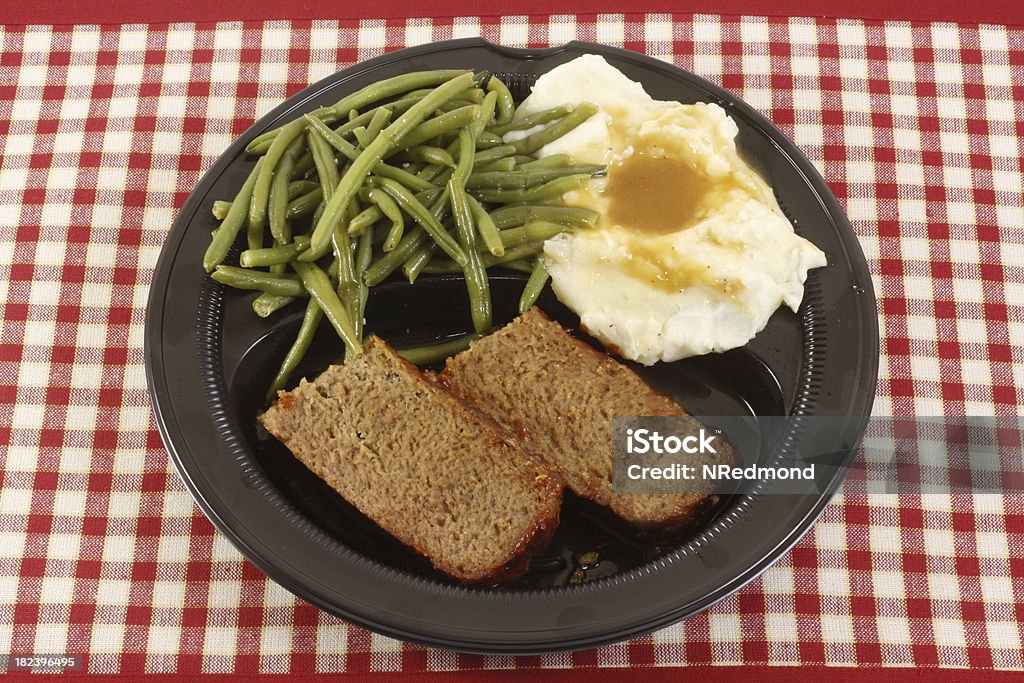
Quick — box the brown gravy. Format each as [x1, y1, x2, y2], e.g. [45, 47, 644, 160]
[621, 239, 741, 295]
[603, 151, 712, 235]
[598, 148, 744, 296]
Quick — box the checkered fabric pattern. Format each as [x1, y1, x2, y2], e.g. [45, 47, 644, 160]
[0, 14, 1022, 675]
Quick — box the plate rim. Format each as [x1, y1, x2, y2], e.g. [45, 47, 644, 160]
[145, 36, 879, 653]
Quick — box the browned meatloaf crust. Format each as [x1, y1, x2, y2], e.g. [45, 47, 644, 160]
[259, 336, 564, 585]
[439, 308, 737, 537]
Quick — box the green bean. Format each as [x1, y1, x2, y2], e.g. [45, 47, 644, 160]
[519, 258, 550, 313]
[439, 99, 483, 113]
[240, 235, 311, 268]
[402, 145, 455, 167]
[352, 126, 372, 148]
[245, 208, 266, 250]
[374, 162, 438, 192]
[332, 110, 371, 136]
[328, 69, 470, 119]
[397, 105, 479, 150]
[467, 194, 503, 256]
[246, 216, 264, 252]
[498, 259, 536, 274]
[416, 260, 453, 274]
[245, 106, 336, 155]
[367, 176, 467, 265]
[463, 87, 487, 103]
[426, 92, 492, 184]
[398, 85, 484, 104]
[512, 155, 536, 165]
[379, 95, 426, 118]
[401, 243, 436, 283]
[346, 205, 382, 236]
[211, 200, 232, 220]
[488, 204, 600, 229]
[311, 200, 325, 229]
[305, 117, 413, 175]
[288, 179, 319, 199]
[211, 265, 306, 296]
[333, 106, 388, 138]
[204, 158, 263, 272]
[537, 165, 605, 180]
[250, 116, 312, 238]
[311, 126, 438, 194]
[467, 165, 605, 190]
[265, 297, 323, 402]
[363, 188, 449, 285]
[331, 220, 360, 359]
[499, 220, 569, 247]
[474, 143, 516, 163]
[252, 292, 299, 318]
[432, 166, 455, 189]
[354, 224, 374, 339]
[419, 259, 459, 274]
[355, 186, 374, 205]
[367, 187, 405, 251]
[290, 260, 361, 357]
[486, 75, 515, 126]
[286, 188, 323, 220]
[471, 174, 591, 203]
[350, 186, 440, 236]
[470, 91, 498, 141]
[269, 135, 305, 244]
[247, 137, 274, 157]
[517, 153, 574, 169]
[476, 131, 504, 148]
[474, 157, 516, 173]
[344, 192, 363, 224]
[451, 128, 476, 188]
[302, 72, 475, 259]
[365, 106, 392, 140]
[484, 241, 545, 266]
[510, 102, 599, 155]
[397, 331, 487, 366]
[449, 178, 491, 333]
[455, 87, 489, 103]
[365, 228, 429, 286]
[392, 88, 432, 101]
[292, 151, 315, 179]
[417, 163, 448, 183]
[489, 103, 574, 136]
[308, 130, 339, 202]
[447, 122, 492, 325]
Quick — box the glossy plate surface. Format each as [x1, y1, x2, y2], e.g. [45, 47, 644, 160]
[145, 38, 879, 653]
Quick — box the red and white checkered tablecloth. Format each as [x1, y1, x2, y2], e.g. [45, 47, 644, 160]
[1, 13, 1022, 677]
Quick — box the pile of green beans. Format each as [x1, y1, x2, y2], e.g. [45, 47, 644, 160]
[202, 69, 602, 400]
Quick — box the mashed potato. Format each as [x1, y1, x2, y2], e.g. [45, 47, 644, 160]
[505, 55, 827, 365]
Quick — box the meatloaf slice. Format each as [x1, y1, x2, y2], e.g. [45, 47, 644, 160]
[259, 336, 564, 584]
[439, 308, 736, 536]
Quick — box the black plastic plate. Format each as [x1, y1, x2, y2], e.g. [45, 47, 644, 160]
[145, 38, 878, 653]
